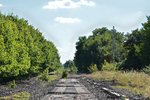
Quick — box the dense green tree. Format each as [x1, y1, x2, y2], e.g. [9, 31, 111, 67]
[141, 16, 150, 67]
[119, 17, 150, 70]
[0, 13, 61, 80]
[74, 27, 125, 72]
[118, 29, 143, 70]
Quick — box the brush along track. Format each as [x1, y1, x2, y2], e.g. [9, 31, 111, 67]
[79, 76, 146, 100]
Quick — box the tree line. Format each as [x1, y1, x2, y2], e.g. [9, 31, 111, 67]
[74, 16, 150, 73]
[0, 13, 61, 81]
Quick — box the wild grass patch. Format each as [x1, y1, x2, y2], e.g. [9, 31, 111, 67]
[0, 92, 30, 100]
[87, 71, 150, 98]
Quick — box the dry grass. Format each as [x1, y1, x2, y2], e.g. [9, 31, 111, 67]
[86, 71, 150, 98]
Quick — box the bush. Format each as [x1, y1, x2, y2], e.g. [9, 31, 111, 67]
[38, 69, 49, 81]
[55, 67, 64, 75]
[143, 65, 150, 75]
[102, 60, 116, 71]
[88, 64, 98, 73]
[69, 66, 78, 74]
[8, 80, 16, 88]
[62, 71, 68, 78]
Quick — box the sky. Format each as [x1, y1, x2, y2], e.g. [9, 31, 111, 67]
[0, 0, 150, 63]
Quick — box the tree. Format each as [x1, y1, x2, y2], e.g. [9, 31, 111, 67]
[118, 29, 143, 70]
[0, 13, 61, 80]
[64, 60, 77, 73]
[141, 16, 150, 66]
[74, 27, 125, 72]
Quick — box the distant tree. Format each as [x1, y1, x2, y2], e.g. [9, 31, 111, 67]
[141, 16, 150, 67]
[74, 27, 125, 72]
[118, 29, 143, 70]
[64, 60, 77, 73]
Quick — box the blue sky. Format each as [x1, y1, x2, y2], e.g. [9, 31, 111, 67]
[0, 0, 150, 63]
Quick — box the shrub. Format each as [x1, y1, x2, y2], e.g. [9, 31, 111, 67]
[8, 80, 16, 88]
[38, 69, 49, 81]
[55, 67, 64, 75]
[102, 60, 116, 71]
[62, 71, 68, 78]
[143, 65, 150, 75]
[69, 66, 78, 74]
[88, 64, 98, 73]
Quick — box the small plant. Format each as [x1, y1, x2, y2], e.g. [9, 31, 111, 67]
[102, 60, 116, 71]
[62, 70, 68, 78]
[143, 65, 150, 75]
[8, 80, 16, 88]
[38, 69, 49, 81]
[88, 64, 98, 73]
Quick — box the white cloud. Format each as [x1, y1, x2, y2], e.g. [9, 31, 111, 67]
[79, 0, 95, 6]
[43, 0, 95, 9]
[55, 17, 81, 24]
[0, 4, 3, 7]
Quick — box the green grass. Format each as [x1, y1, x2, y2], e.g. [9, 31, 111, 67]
[85, 71, 150, 98]
[48, 75, 59, 82]
[38, 71, 60, 82]
[0, 92, 30, 100]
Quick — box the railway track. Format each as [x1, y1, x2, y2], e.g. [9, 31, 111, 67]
[41, 78, 98, 100]
[41, 75, 145, 100]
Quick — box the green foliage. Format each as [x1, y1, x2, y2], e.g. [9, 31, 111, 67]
[0, 13, 61, 80]
[55, 67, 64, 75]
[62, 70, 68, 78]
[0, 92, 30, 100]
[74, 27, 125, 72]
[8, 80, 16, 88]
[74, 17, 150, 72]
[118, 29, 143, 70]
[102, 60, 116, 71]
[69, 66, 78, 74]
[88, 64, 98, 73]
[141, 16, 150, 66]
[38, 69, 49, 81]
[64, 60, 77, 73]
[118, 17, 150, 70]
[143, 65, 150, 75]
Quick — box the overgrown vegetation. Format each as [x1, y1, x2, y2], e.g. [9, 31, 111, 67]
[0, 13, 61, 81]
[38, 68, 59, 82]
[102, 60, 116, 71]
[74, 27, 125, 72]
[8, 80, 16, 88]
[38, 69, 49, 81]
[88, 64, 98, 73]
[73, 16, 150, 98]
[0, 92, 30, 100]
[62, 70, 68, 78]
[86, 71, 150, 98]
[143, 65, 150, 75]
[74, 16, 150, 73]
[63, 60, 77, 74]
